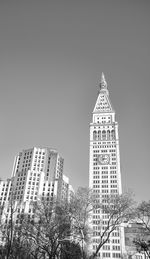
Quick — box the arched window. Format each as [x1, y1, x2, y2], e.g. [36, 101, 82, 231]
[98, 130, 101, 140]
[93, 131, 97, 141]
[111, 130, 115, 140]
[102, 130, 106, 140]
[107, 130, 111, 140]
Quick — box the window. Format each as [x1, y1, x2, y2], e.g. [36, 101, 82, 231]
[98, 130, 101, 140]
[111, 130, 115, 140]
[112, 253, 120, 258]
[102, 130, 106, 140]
[93, 131, 97, 141]
[107, 130, 110, 139]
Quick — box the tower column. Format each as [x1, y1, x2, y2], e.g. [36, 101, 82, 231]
[89, 74, 125, 258]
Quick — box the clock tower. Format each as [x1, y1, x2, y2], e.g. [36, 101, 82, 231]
[89, 73, 125, 258]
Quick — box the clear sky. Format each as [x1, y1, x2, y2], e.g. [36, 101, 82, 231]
[0, 0, 150, 201]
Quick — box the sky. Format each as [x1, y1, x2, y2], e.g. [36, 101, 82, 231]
[0, 0, 150, 202]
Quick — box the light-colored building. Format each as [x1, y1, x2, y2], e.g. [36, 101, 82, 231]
[60, 174, 74, 202]
[125, 222, 149, 259]
[89, 74, 125, 258]
[0, 147, 73, 229]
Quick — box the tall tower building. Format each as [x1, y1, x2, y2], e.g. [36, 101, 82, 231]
[89, 74, 125, 258]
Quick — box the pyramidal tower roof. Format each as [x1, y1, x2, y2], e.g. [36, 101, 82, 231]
[93, 73, 114, 113]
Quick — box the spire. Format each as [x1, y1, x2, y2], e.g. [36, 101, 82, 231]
[100, 72, 107, 90]
[93, 73, 112, 112]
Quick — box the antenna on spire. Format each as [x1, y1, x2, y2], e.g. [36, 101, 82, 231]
[98, 72, 109, 95]
[100, 72, 107, 89]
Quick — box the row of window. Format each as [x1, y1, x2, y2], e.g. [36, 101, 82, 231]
[17, 177, 26, 181]
[17, 172, 27, 177]
[24, 151, 33, 155]
[92, 187, 118, 193]
[93, 171, 111, 174]
[35, 151, 45, 155]
[16, 181, 25, 186]
[90, 253, 120, 258]
[93, 162, 116, 166]
[93, 130, 115, 141]
[28, 181, 39, 186]
[93, 179, 117, 184]
[23, 159, 31, 163]
[93, 144, 116, 148]
[34, 155, 45, 159]
[93, 181, 118, 187]
[26, 195, 37, 200]
[1, 182, 12, 187]
[93, 175, 117, 180]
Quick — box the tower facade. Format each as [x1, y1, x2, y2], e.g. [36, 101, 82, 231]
[89, 74, 125, 258]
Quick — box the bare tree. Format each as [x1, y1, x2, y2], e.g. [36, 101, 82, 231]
[67, 189, 133, 259]
[0, 189, 134, 259]
[21, 198, 72, 259]
[60, 240, 85, 259]
[1, 192, 18, 259]
[0, 191, 33, 259]
[90, 193, 134, 259]
[68, 187, 94, 258]
[133, 201, 150, 259]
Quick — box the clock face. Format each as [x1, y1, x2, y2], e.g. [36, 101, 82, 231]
[97, 154, 110, 165]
